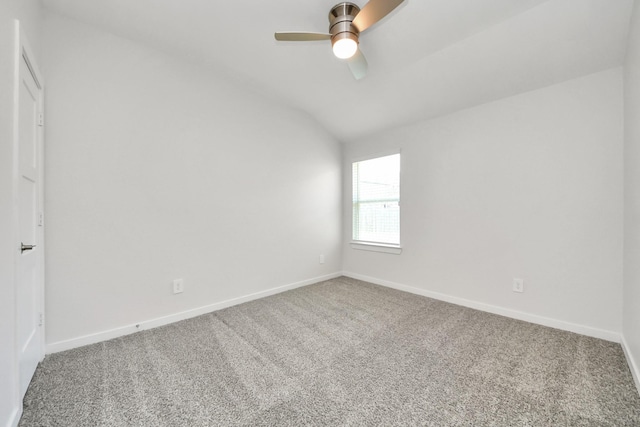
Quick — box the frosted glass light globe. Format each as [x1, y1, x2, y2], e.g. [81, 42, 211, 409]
[333, 38, 358, 59]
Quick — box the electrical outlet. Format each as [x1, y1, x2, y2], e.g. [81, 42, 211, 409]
[319, 254, 325, 264]
[513, 278, 524, 293]
[173, 279, 184, 294]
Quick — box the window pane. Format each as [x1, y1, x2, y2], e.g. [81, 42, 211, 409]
[352, 153, 400, 245]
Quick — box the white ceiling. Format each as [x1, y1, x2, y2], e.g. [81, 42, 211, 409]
[41, 0, 634, 142]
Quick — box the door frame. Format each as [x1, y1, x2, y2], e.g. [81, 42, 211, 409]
[12, 18, 45, 405]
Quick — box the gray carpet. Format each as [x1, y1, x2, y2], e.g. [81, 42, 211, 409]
[20, 276, 640, 426]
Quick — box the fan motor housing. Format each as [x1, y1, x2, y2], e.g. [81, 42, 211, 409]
[329, 2, 361, 47]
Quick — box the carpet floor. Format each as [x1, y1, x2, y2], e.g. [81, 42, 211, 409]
[20, 276, 640, 426]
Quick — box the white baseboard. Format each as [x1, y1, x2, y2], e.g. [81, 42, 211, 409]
[621, 335, 640, 396]
[342, 272, 621, 343]
[45, 270, 624, 353]
[6, 407, 20, 427]
[46, 272, 342, 354]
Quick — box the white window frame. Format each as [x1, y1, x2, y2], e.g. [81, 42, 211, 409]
[350, 151, 402, 255]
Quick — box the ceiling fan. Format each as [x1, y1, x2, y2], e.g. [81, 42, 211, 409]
[274, 0, 405, 80]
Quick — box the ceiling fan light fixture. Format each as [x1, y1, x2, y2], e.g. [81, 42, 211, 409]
[274, 0, 406, 78]
[332, 33, 358, 59]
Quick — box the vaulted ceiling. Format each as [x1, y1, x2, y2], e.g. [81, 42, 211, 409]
[41, 0, 634, 142]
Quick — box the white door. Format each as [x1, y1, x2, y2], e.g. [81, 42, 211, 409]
[16, 43, 44, 399]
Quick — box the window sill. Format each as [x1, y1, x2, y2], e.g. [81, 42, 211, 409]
[350, 242, 402, 255]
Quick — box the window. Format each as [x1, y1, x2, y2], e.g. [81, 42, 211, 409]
[352, 153, 400, 247]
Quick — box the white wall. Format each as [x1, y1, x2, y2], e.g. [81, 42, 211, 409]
[41, 13, 342, 347]
[0, 2, 42, 426]
[343, 68, 624, 338]
[624, 0, 640, 390]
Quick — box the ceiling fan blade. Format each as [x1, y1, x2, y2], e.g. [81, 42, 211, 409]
[274, 32, 331, 41]
[351, 0, 405, 33]
[347, 48, 368, 80]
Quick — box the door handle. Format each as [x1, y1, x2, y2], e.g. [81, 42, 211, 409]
[21, 243, 36, 253]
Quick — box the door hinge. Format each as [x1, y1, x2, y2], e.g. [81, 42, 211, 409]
[38, 112, 44, 127]
[38, 312, 44, 327]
